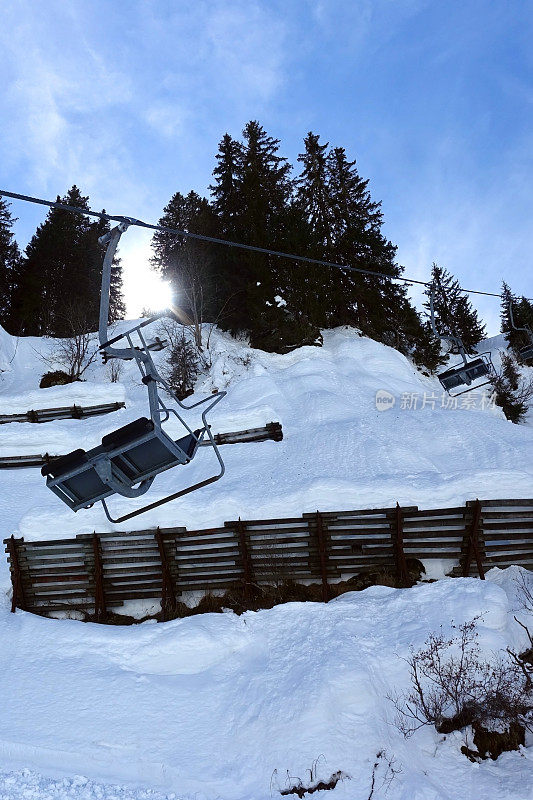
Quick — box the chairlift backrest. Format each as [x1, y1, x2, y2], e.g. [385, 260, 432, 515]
[519, 343, 533, 361]
[509, 301, 533, 361]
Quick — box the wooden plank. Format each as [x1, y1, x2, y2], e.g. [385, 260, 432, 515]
[478, 499, 533, 508]
[304, 506, 418, 518]
[484, 554, 533, 565]
[226, 516, 306, 527]
[25, 564, 88, 576]
[484, 543, 533, 553]
[401, 518, 466, 530]
[481, 518, 533, 533]
[402, 507, 466, 517]
[20, 538, 87, 549]
[17, 555, 87, 567]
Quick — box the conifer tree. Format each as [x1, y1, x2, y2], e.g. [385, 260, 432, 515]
[490, 351, 533, 423]
[424, 264, 485, 353]
[294, 135, 442, 367]
[13, 187, 123, 337]
[501, 281, 533, 361]
[209, 121, 314, 348]
[0, 198, 22, 333]
[210, 133, 243, 226]
[151, 190, 220, 341]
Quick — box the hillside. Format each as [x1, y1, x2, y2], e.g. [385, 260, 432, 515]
[0, 323, 532, 799]
[0, 322, 531, 552]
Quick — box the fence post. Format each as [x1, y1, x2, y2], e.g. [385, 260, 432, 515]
[92, 533, 107, 619]
[315, 511, 330, 602]
[155, 527, 177, 620]
[393, 503, 409, 587]
[6, 535, 26, 612]
[462, 499, 485, 579]
[237, 518, 253, 600]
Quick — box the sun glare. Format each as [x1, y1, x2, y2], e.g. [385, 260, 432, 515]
[121, 232, 174, 317]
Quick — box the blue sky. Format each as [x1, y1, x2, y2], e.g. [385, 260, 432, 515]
[1, 0, 532, 330]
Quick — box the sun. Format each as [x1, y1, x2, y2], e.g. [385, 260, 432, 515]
[120, 232, 174, 317]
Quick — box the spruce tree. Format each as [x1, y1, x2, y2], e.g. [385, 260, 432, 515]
[501, 281, 533, 362]
[424, 264, 485, 353]
[209, 121, 315, 349]
[210, 133, 243, 226]
[294, 135, 441, 367]
[0, 198, 22, 333]
[13, 187, 123, 337]
[292, 132, 335, 327]
[151, 190, 219, 336]
[490, 351, 533, 423]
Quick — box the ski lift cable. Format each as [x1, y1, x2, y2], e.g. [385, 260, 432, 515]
[1, 188, 531, 302]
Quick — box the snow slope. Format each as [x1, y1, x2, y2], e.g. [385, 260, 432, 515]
[0, 323, 531, 552]
[0, 324, 533, 798]
[0, 570, 531, 799]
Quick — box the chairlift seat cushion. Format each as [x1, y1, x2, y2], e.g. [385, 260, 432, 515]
[42, 446, 109, 509]
[102, 417, 195, 481]
[519, 344, 533, 360]
[41, 449, 87, 478]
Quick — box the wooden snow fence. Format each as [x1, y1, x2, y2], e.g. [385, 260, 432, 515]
[4, 498, 533, 618]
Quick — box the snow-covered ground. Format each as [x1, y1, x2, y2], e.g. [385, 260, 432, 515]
[0, 322, 532, 798]
[0, 569, 531, 799]
[0, 322, 532, 550]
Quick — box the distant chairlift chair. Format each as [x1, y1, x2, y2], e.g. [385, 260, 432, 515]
[42, 219, 226, 524]
[509, 302, 533, 362]
[429, 285, 494, 396]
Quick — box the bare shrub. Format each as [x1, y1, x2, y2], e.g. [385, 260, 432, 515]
[106, 359, 124, 383]
[367, 751, 401, 800]
[40, 301, 99, 381]
[390, 619, 533, 759]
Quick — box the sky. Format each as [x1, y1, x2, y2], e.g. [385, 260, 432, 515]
[1, 0, 532, 331]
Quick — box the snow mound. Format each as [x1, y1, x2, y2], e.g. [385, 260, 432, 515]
[0, 577, 530, 799]
[0, 323, 532, 544]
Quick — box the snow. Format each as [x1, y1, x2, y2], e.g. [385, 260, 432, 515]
[0, 322, 532, 798]
[0, 577, 531, 799]
[0, 323, 532, 546]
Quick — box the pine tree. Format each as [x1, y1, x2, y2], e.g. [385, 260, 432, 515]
[501, 281, 533, 362]
[292, 132, 335, 327]
[0, 198, 22, 333]
[296, 133, 333, 253]
[210, 133, 243, 226]
[210, 121, 314, 349]
[151, 190, 219, 341]
[90, 214, 125, 325]
[490, 352, 533, 423]
[424, 264, 485, 353]
[294, 135, 441, 367]
[12, 187, 124, 337]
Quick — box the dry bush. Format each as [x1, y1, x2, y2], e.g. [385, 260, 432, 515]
[106, 359, 124, 383]
[390, 618, 533, 760]
[40, 301, 99, 381]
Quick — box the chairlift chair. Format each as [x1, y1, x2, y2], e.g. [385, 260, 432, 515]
[429, 284, 494, 397]
[42, 219, 226, 524]
[509, 302, 533, 362]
